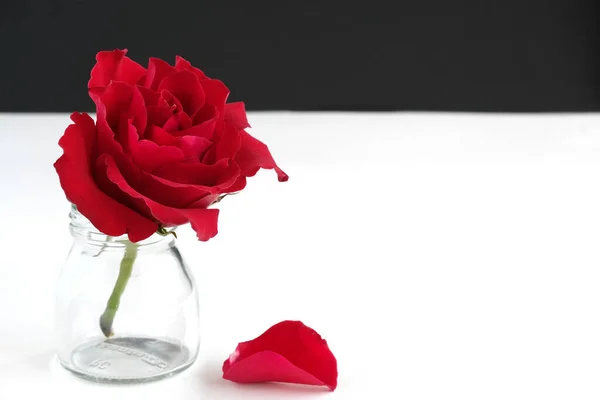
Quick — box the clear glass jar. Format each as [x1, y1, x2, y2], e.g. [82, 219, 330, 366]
[54, 206, 200, 383]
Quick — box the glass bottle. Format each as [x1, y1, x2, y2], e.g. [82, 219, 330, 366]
[54, 206, 200, 383]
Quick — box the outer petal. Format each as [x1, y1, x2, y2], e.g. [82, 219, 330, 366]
[235, 130, 288, 182]
[93, 155, 155, 222]
[54, 112, 157, 242]
[144, 57, 178, 91]
[181, 208, 219, 241]
[215, 123, 242, 161]
[201, 79, 229, 121]
[224, 176, 247, 193]
[224, 102, 250, 130]
[174, 55, 207, 81]
[222, 321, 338, 391]
[97, 154, 219, 241]
[202, 123, 241, 164]
[115, 154, 217, 207]
[154, 158, 239, 189]
[89, 93, 125, 158]
[185, 193, 220, 209]
[89, 49, 146, 88]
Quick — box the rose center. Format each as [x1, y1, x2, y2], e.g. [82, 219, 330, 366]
[164, 98, 178, 113]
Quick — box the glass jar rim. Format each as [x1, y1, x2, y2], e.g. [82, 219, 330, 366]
[69, 204, 177, 248]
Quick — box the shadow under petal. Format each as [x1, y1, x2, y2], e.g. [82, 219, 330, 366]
[199, 361, 331, 399]
[197, 359, 331, 399]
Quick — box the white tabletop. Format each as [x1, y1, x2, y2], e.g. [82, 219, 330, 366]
[1, 112, 600, 399]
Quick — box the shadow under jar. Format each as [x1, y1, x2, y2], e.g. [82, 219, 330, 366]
[55, 206, 200, 383]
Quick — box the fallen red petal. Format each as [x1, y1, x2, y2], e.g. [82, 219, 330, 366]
[222, 321, 338, 390]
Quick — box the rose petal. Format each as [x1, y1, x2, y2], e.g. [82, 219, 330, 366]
[137, 85, 161, 107]
[172, 115, 218, 140]
[216, 123, 243, 161]
[201, 79, 229, 121]
[122, 121, 185, 171]
[158, 70, 205, 116]
[154, 158, 240, 189]
[54, 113, 157, 242]
[191, 104, 217, 126]
[202, 123, 241, 164]
[148, 126, 212, 159]
[89, 49, 147, 88]
[174, 55, 207, 81]
[89, 81, 147, 140]
[180, 135, 213, 158]
[224, 102, 250, 130]
[185, 193, 220, 209]
[160, 89, 183, 114]
[115, 153, 218, 207]
[136, 172, 216, 207]
[181, 207, 219, 241]
[235, 130, 288, 182]
[97, 154, 220, 241]
[224, 352, 332, 388]
[86, 91, 124, 158]
[144, 57, 178, 90]
[224, 176, 247, 193]
[163, 111, 192, 132]
[222, 321, 338, 391]
[186, 177, 245, 208]
[147, 106, 175, 129]
[96, 154, 184, 225]
[85, 119, 215, 210]
[93, 155, 155, 222]
[146, 125, 179, 146]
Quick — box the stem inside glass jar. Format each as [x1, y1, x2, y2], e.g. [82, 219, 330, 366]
[99, 241, 138, 337]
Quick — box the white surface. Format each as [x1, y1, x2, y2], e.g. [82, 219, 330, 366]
[1, 112, 600, 399]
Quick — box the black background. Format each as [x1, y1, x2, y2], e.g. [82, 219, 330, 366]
[1, 0, 599, 112]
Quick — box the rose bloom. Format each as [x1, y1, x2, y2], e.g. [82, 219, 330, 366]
[55, 49, 287, 242]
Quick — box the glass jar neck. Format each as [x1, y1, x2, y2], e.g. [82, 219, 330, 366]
[69, 205, 175, 249]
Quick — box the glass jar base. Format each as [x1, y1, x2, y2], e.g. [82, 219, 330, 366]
[59, 336, 197, 383]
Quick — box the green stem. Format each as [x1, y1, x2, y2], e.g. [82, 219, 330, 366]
[99, 242, 138, 338]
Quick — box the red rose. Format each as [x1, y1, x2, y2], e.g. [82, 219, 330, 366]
[54, 49, 287, 242]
